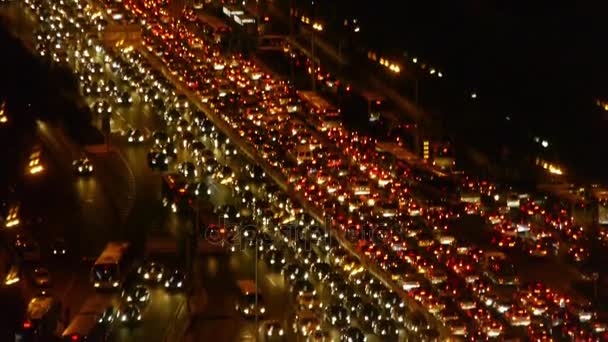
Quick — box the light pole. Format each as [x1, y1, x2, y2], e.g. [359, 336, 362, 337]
[254, 230, 259, 334]
[288, 0, 295, 85]
[310, 22, 323, 93]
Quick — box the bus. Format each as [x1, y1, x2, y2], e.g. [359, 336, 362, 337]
[161, 173, 192, 213]
[91, 242, 131, 289]
[61, 295, 115, 341]
[17, 293, 61, 341]
[296, 91, 341, 132]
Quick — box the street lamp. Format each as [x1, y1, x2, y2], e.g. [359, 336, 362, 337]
[310, 21, 323, 92]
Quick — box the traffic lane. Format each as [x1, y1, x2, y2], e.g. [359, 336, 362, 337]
[35, 120, 124, 255]
[140, 42, 450, 337]
[0, 285, 27, 342]
[188, 241, 291, 341]
[113, 288, 186, 342]
[1, 125, 98, 338]
[452, 215, 586, 296]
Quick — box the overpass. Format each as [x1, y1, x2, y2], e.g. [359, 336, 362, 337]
[257, 34, 286, 51]
[102, 22, 141, 47]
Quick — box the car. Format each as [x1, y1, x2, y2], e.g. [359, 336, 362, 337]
[260, 320, 284, 340]
[325, 305, 350, 328]
[32, 267, 51, 287]
[117, 91, 133, 105]
[341, 327, 366, 342]
[50, 238, 67, 256]
[291, 279, 316, 299]
[356, 302, 381, 329]
[98, 305, 118, 324]
[118, 304, 141, 324]
[147, 150, 169, 170]
[263, 249, 286, 270]
[178, 162, 198, 179]
[282, 263, 307, 284]
[235, 292, 266, 318]
[137, 261, 165, 283]
[310, 262, 331, 282]
[152, 131, 171, 146]
[306, 330, 331, 342]
[301, 250, 321, 266]
[164, 269, 186, 290]
[292, 310, 321, 336]
[296, 292, 323, 312]
[92, 101, 111, 115]
[73, 157, 93, 175]
[372, 319, 399, 340]
[127, 128, 145, 143]
[122, 285, 150, 307]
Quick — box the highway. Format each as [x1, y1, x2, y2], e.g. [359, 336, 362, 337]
[4, 0, 607, 341]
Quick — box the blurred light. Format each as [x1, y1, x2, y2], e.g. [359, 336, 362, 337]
[412, 57, 418, 63]
[541, 140, 549, 148]
[471, 92, 477, 99]
[354, 26, 360, 33]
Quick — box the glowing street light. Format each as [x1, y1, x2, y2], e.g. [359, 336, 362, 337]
[312, 22, 323, 31]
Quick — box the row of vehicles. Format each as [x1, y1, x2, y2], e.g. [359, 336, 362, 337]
[27, 0, 608, 339]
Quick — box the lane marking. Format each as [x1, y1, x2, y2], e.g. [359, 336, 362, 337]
[267, 277, 277, 287]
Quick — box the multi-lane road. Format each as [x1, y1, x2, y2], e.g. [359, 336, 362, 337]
[0, 3, 311, 341]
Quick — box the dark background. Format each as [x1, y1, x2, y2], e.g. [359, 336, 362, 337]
[313, 0, 608, 182]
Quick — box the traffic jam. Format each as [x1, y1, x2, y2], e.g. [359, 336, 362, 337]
[24, 0, 608, 340]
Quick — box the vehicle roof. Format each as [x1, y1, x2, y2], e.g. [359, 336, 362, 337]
[27, 295, 55, 320]
[237, 280, 257, 294]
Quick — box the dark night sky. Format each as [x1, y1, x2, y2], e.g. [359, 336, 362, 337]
[320, 0, 608, 181]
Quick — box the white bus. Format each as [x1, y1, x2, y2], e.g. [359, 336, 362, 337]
[91, 242, 131, 289]
[296, 91, 341, 132]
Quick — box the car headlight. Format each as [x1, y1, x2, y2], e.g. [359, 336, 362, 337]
[113, 282, 119, 287]
[139, 297, 147, 302]
[121, 314, 127, 322]
[138, 135, 144, 142]
[177, 281, 182, 287]
[127, 296, 132, 301]
[260, 307, 266, 313]
[144, 273, 149, 279]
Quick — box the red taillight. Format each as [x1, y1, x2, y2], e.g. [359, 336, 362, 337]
[23, 321, 32, 329]
[71, 335, 80, 341]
